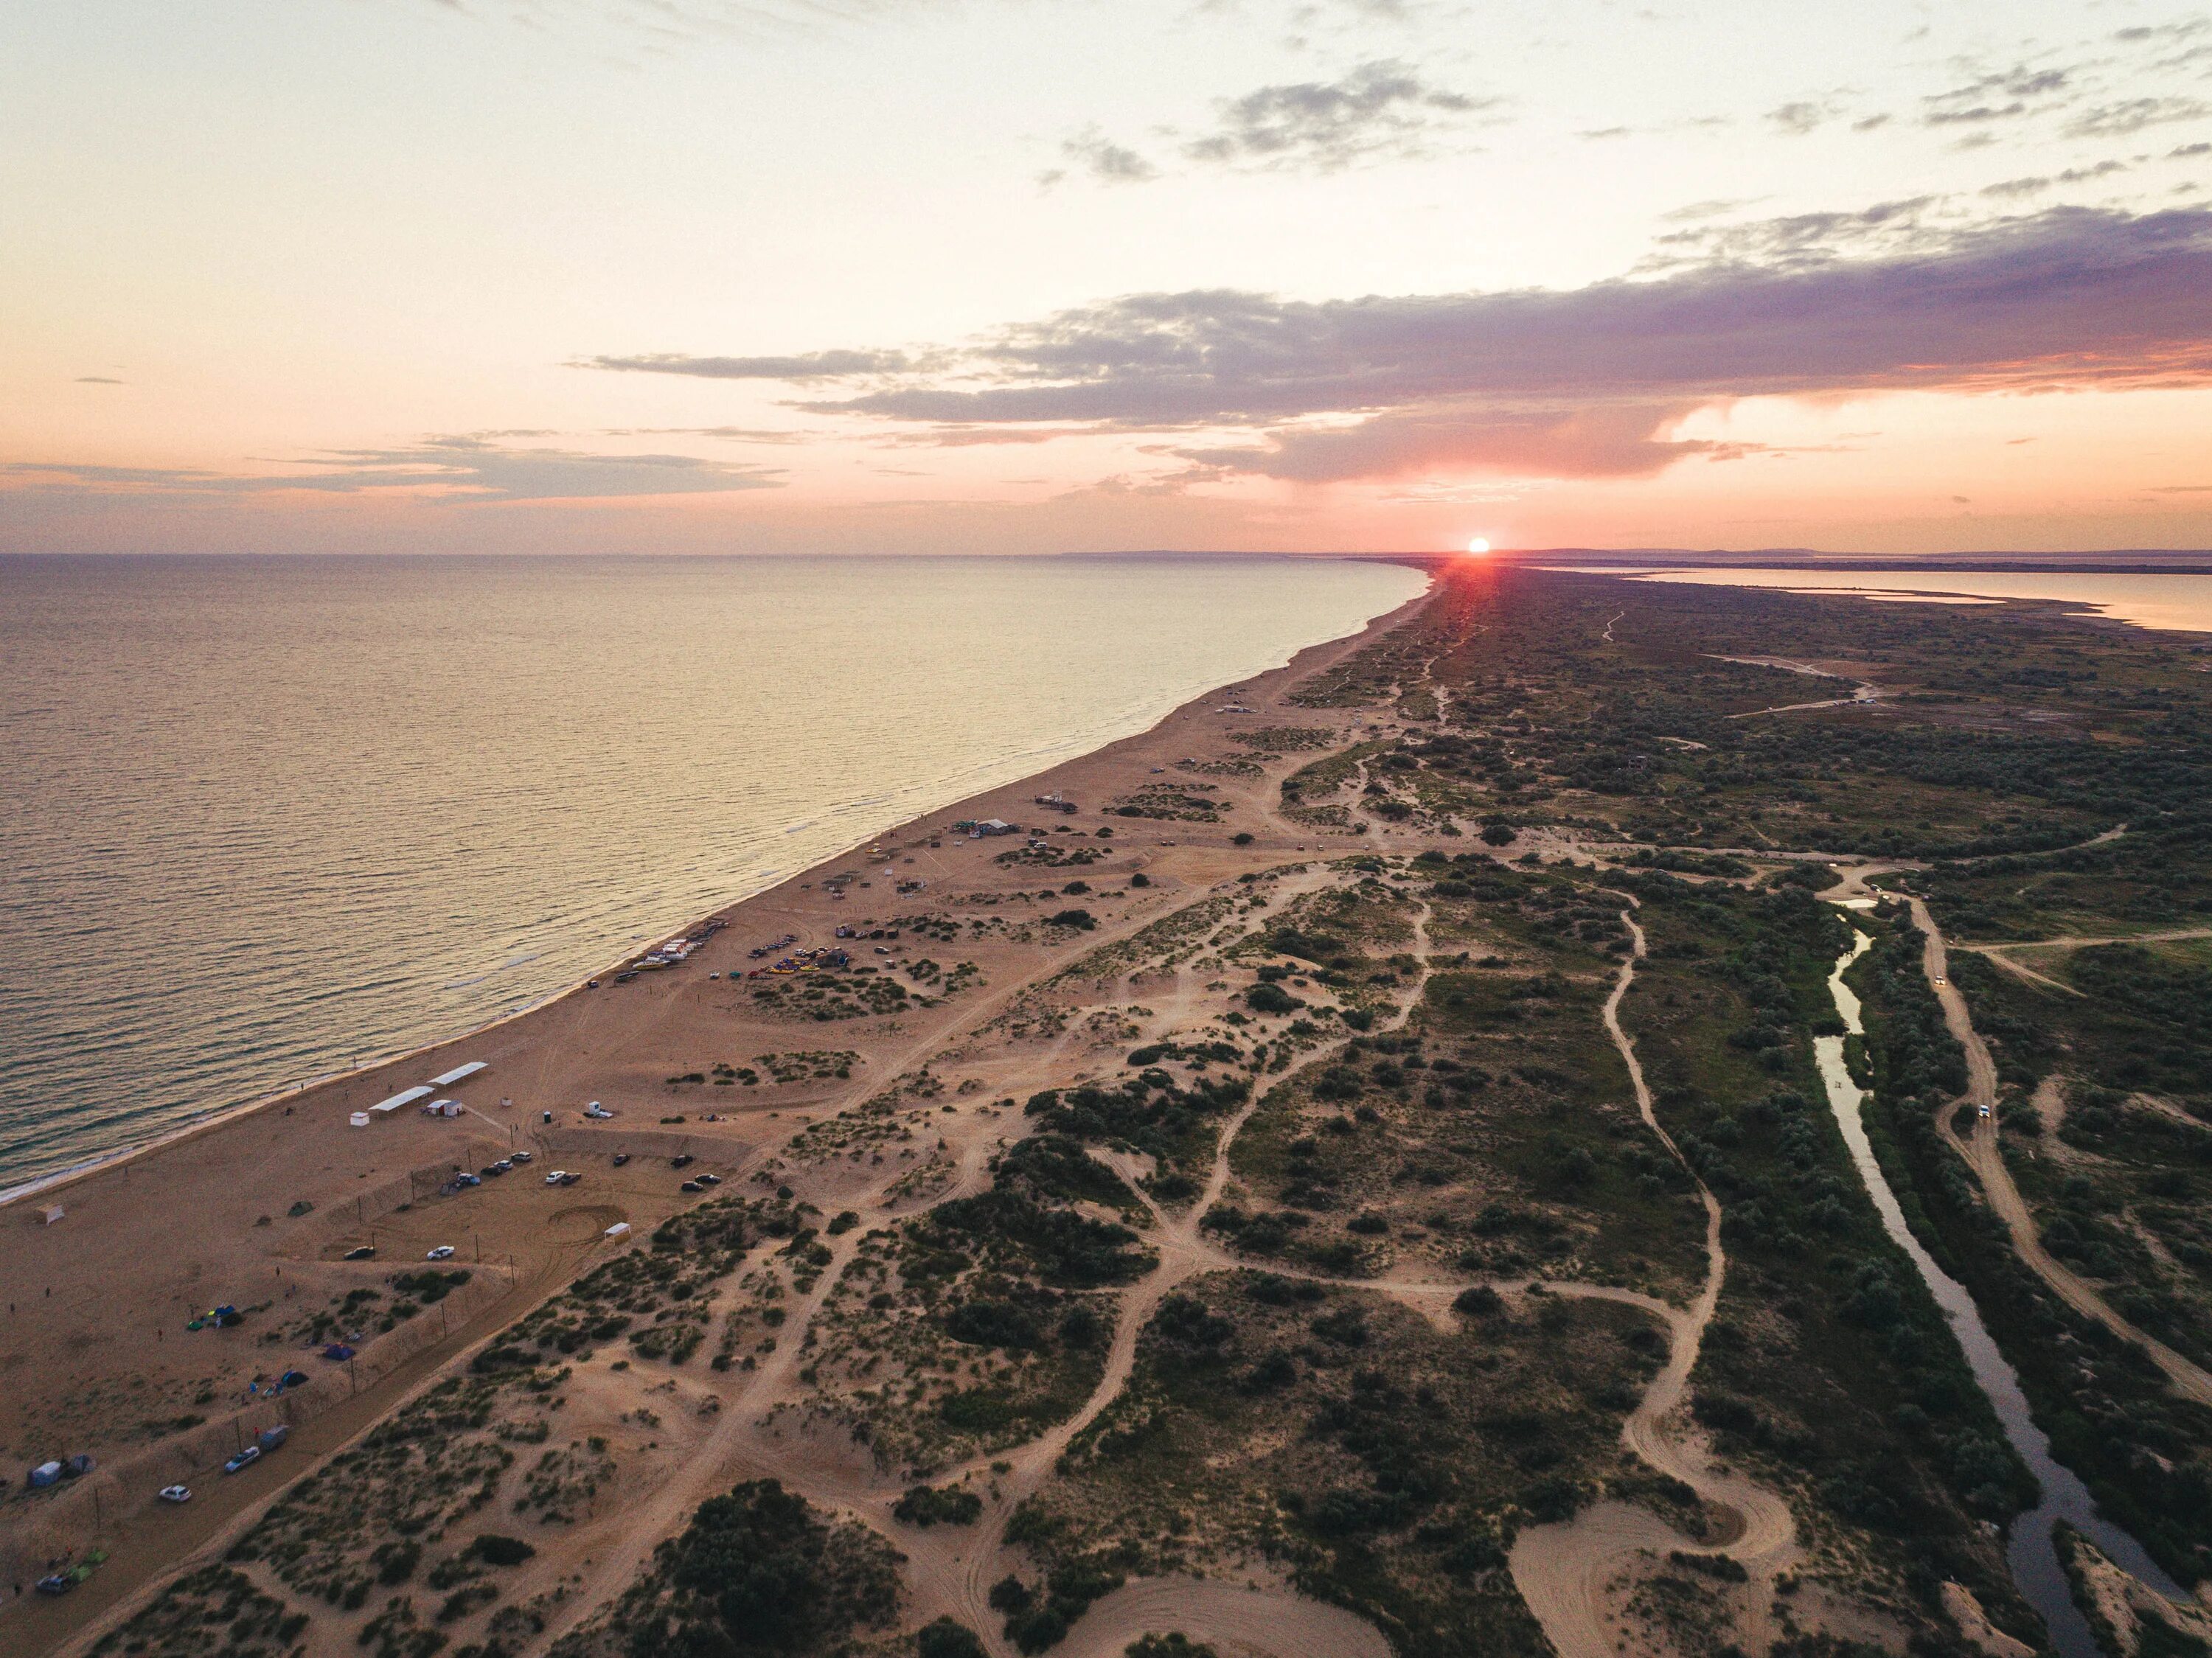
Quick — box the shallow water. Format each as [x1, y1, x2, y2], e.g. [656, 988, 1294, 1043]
[1815, 930, 2183, 1657]
[1549, 566, 2212, 635]
[0, 552, 1424, 1191]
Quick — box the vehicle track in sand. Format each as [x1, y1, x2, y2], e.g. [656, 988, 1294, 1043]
[1507, 905, 1798, 1658]
[1908, 899, 2212, 1412]
[538, 865, 1402, 1658]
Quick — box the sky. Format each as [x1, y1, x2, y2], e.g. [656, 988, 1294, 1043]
[4, 0, 2211, 557]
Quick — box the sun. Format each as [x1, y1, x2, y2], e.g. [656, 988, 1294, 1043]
[1464, 537, 1491, 557]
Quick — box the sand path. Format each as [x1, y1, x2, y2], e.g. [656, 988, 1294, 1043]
[530, 865, 1403, 1658]
[1508, 905, 1797, 1658]
[1910, 899, 2212, 1411]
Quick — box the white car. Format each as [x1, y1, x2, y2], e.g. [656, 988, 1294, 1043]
[1933, 976, 1947, 986]
[158, 1484, 191, 1503]
[546, 1170, 568, 1185]
[425, 1244, 457, 1261]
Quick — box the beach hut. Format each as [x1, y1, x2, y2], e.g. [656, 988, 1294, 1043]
[349, 1112, 371, 1129]
[40, 1205, 63, 1226]
[603, 1221, 632, 1239]
[428, 1061, 487, 1087]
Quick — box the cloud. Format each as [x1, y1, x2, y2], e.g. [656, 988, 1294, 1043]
[1182, 60, 1496, 171]
[74, 375, 125, 385]
[5, 434, 785, 502]
[1649, 196, 1941, 266]
[1979, 159, 2129, 200]
[1923, 63, 2073, 128]
[1046, 128, 1161, 187]
[1178, 405, 1745, 483]
[735, 204, 2212, 488]
[2066, 97, 2211, 138]
[601, 425, 810, 442]
[885, 426, 1071, 447]
[1766, 101, 1835, 136]
[580, 349, 913, 380]
[1660, 197, 1764, 223]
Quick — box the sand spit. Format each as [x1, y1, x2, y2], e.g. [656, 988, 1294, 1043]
[0, 581, 1433, 1657]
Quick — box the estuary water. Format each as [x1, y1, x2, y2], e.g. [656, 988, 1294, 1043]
[0, 553, 1424, 1192]
[1816, 929, 2184, 1657]
[1550, 566, 2212, 634]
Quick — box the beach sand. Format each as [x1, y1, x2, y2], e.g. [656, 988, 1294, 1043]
[0, 578, 1431, 1654]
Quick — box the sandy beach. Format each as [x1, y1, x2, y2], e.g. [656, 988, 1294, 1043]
[0, 573, 1433, 1654]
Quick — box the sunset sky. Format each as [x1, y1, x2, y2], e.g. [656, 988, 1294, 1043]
[6, 0, 2211, 556]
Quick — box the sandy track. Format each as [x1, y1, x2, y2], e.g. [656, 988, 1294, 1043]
[1059, 1575, 1392, 1658]
[533, 865, 1409, 1658]
[1509, 908, 1796, 1658]
[1910, 899, 2212, 1411]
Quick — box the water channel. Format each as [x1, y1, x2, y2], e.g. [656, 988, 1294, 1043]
[1815, 927, 2185, 1658]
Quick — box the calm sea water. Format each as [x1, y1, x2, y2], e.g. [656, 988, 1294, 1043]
[0, 553, 1424, 1191]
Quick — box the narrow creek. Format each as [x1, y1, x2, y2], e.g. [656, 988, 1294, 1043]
[1815, 929, 2185, 1658]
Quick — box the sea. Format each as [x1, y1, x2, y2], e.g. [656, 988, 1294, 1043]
[0, 553, 1425, 1193]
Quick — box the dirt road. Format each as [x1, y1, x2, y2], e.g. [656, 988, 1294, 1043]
[1909, 898, 2212, 1411]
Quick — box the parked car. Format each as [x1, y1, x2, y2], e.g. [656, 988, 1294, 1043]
[611, 1153, 631, 1167]
[697, 1173, 721, 1186]
[34, 1574, 73, 1597]
[223, 1446, 262, 1475]
[586, 978, 601, 989]
[159, 1484, 192, 1503]
[680, 1180, 703, 1194]
[545, 1171, 567, 1185]
[342, 1244, 377, 1261]
[671, 1154, 695, 1169]
[453, 1173, 482, 1188]
[557, 1171, 580, 1186]
[426, 1244, 456, 1261]
[510, 1151, 532, 1163]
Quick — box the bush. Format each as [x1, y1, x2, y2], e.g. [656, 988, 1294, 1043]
[919, 1620, 989, 1658]
[1246, 983, 1303, 1015]
[1481, 822, 1517, 846]
[1046, 909, 1097, 931]
[933, 1309, 1035, 1353]
[894, 1484, 985, 1528]
[468, 1534, 535, 1567]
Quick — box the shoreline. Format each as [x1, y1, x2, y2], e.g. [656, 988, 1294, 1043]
[0, 563, 1437, 1215]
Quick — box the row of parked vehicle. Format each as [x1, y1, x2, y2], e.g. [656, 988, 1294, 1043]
[29, 1425, 291, 1596]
